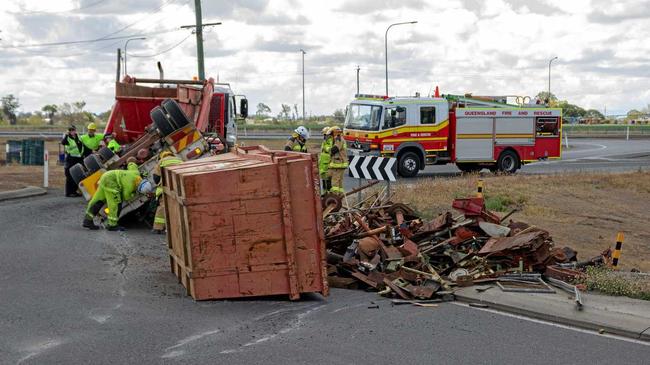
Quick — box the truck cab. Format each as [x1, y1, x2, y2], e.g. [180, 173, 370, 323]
[344, 94, 451, 177]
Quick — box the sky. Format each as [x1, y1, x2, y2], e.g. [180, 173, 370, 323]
[0, 0, 649, 117]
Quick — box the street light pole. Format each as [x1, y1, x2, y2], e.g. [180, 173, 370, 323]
[548, 56, 558, 104]
[300, 49, 306, 122]
[124, 37, 146, 76]
[385, 21, 417, 97]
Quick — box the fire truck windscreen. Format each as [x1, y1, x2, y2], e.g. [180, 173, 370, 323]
[345, 104, 382, 131]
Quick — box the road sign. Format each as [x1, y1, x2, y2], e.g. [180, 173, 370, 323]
[348, 156, 397, 181]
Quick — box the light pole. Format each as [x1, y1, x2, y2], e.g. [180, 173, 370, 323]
[124, 37, 146, 76]
[548, 56, 558, 104]
[385, 21, 417, 96]
[300, 48, 306, 122]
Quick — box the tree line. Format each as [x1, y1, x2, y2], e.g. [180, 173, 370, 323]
[0, 94, 110, 127]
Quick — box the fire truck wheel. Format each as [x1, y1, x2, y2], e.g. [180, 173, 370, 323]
[497, 150, 520, 174]
[162, 99, 190, 129]
[97, 146, 115, 162]
[456, 163, 482, 173]
[83, 154, 103, 174]
[150, 107, 176, 137]
[70, 163, 87, 185]
[397, 151, 420, 178]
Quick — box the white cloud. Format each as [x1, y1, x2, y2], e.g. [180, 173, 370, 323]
[0, 0, 648, 117]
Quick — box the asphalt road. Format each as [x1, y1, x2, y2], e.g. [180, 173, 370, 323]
[1, 194, 649, 364]
[344, 138, 650, 189]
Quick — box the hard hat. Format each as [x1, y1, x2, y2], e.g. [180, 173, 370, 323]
[87, 122, 97, 131]
[294, 126, 309, 139]
[137, 179, 154, 194]
[329, 126, 342, 134]
[321, 126, 330, 135]
[160, 151, 173, 159]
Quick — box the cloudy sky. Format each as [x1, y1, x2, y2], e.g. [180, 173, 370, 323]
[0, 0, 648, 117]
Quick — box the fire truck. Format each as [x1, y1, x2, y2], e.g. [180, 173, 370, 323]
[343, 93, 562, 177]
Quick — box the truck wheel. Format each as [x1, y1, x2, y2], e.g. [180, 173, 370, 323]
[84, 154, 103, 174]
[162, 99, 190, 129]
[398, 151, 419, 178]
[97, 146, 115, 162]
[70, 163, 87, 185]
[151, 107, 175, 137]
[456, 163, 482, 173]
[497, 150, 520, 174]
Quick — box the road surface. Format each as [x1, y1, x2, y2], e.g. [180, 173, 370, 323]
[344, 138, 650, 189]
[1, 194, 649, 364]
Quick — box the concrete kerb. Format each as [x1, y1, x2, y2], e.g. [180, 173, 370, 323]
[454, 285, 650, 342]
[0, 186, 47, 202]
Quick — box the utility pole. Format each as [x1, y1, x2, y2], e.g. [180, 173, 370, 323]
[356, 65, 360, 95]
[385, 21, 417, 97]
[181, 0, 221, 80]
[300, 49, 306, 122]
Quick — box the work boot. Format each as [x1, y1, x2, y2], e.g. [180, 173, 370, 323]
[151, 229, 165, 235]
[106, 225, 125, 232]
[82, 218, 100, 230]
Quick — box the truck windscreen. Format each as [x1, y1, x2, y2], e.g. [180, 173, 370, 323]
[345, 104, 382, 131]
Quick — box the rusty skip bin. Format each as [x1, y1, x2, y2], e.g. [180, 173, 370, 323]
[162, 145, 329, 300]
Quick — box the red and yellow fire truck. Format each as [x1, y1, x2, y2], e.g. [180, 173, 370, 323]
[343, 93, 562, 177]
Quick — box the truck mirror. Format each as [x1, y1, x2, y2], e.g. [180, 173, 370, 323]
[240, 99, 248, 118]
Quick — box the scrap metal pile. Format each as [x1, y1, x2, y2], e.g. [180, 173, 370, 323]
[324, 190, 599, 302]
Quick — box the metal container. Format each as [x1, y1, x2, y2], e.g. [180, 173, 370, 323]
[162, 146, 328, 300]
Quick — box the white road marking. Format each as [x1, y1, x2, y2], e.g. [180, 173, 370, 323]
[17, 338, 64, 364]
[452, 302, 650, 347]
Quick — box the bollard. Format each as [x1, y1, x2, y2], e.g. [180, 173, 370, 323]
[476, 179, 484, 198]
[612, 232, 624, 269]
[43, 149, 49, 188]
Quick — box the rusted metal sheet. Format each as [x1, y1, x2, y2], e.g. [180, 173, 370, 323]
[163, 146, 328, 300]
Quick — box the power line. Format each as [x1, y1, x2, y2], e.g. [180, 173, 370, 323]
[95, 0, 183, 41]
[11, 0, 109, 14]
[129, 34, 192, 58]
[0, 28, 179, 49]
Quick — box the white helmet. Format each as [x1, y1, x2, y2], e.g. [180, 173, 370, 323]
[137, 179, 154, 194]
[294, 126, 309, 139]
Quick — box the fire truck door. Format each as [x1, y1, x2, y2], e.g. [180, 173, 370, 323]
[455, 117, 494, 161]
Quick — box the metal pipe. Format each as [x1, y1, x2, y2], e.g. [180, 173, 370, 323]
[124, 37, 146, 76]
[548, 56, 558, 103]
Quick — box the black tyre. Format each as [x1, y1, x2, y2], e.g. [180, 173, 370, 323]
[456, 163, 482, 173]
[151, 107, 175, 137]
[497, 150, 520, 174]
[83, 154, 103, 174]
[162, 98, 190, 129]
[397, 151, 420, 178]
[97, 146, 115, 162]
[70, 163, 87, 185]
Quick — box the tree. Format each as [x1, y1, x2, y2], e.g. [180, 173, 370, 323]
[585, 109, 604, 119]
[279, 104, 292, 120]
[72, 101, 86, 113]
[557, 100, 586, 118]
[1, 94, 20, 125]
[333, 109, 345, 123]
[535, 91, 558, 105]
[256, 102, 271, 116]
[293, 104, 299, 121]
[42, 104, 58, 125]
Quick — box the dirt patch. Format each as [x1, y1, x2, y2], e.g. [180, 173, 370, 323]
[388, 171, 650, 271]
[0, 138, 65, 191]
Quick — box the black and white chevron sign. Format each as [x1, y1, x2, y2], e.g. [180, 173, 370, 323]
[348, 156, 397, 181]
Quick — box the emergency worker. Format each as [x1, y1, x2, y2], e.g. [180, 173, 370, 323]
[80, 122, 105, 156]
[82, 162, 152, 231]
[152, 151, 183, 234]
[284, 126, 309, 152]
[318, 127, 333, 192]
[105, 133, 121, 154]
[60, 125, 85, 197]
[328, 126, 348, 194]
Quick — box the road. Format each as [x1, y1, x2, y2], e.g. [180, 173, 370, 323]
[344, 138, 650, 189]
[1, 194, 649, 364]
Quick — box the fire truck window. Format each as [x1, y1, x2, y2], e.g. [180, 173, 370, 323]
[384, 106, 407, 129]
[420, 106, 436, 124]
[536, 117, 559, 136]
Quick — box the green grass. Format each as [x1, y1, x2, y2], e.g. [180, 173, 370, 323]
[577, 266, 650, 301]
[484, 193, 527, 212]
[563, 124, 650, 135]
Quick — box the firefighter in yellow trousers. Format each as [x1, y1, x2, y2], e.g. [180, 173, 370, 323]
[318, 127, 333, 192]
[83, 162, 152, 231]
[152, 151, 183, 234]
[328, 126, 348, 194]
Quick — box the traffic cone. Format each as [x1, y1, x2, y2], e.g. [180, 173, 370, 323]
[434, 86, 440, 97]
